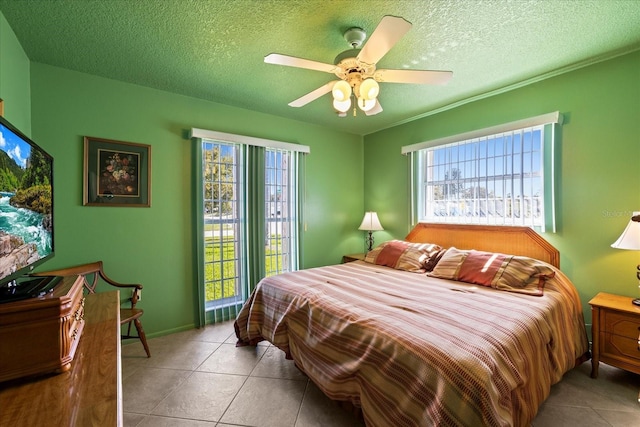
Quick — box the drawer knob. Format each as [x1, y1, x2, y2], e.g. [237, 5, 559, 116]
[74, 298, 86, 321]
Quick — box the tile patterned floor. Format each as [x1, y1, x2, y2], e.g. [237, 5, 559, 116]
[121, 321, 640, 427]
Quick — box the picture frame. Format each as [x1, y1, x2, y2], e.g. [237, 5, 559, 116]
[83, 136, 151, 207]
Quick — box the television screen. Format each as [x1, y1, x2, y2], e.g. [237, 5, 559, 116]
[0, 115, 54, 290]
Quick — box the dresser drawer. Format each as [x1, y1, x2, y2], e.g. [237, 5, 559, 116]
[601, 332, 640, 362]
[601, 310, 640, 338]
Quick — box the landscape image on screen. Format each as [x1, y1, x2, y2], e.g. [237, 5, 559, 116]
[0, 123, 53, 282]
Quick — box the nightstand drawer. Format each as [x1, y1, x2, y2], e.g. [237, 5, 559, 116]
[601, 333, 640, 362]
[601, 310, 640, 338]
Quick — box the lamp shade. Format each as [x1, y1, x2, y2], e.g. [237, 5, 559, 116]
[357, 97, 376, 112]
[358, 212, 384, 231]
[332, 80, 352, 102]
[333, 98, 351, 113]
[359, 78, 379, 100]
[611, 211, 640, 250]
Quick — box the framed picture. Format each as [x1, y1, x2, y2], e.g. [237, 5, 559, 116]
[83, 136, 151, 207]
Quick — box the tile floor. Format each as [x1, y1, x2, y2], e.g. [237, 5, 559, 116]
[121, 321, 640, 427]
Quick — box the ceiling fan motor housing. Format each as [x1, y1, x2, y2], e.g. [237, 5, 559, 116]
[343, 27, 366, 48]
[334, 50, 376, 93]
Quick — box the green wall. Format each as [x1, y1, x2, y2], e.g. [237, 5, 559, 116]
[0, 11, 30, 132]
[364, 51, 640, 328]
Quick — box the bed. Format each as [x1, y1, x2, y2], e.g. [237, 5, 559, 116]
[234, 223, 590, 427]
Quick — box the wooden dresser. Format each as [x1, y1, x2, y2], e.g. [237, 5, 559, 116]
[0, 290, 122, 426]
[590, 292, 640, 378]
[0, 275, 85, 382]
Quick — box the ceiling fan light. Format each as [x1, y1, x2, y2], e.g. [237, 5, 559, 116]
[357, 97, 376, 112]
[332, 80, 352, 102]
[333, 98, 351, 113]
[359, 78, 380, 100]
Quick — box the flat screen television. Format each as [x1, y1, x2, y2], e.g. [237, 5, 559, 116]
[0, 115, 56, 302]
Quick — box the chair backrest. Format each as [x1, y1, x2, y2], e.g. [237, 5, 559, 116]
[78, 268, 103, 294]
[32, 261, 107, 294]
[33, 260, 142, 306]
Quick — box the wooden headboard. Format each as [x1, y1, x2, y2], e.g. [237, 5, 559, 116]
[405, 223, 559, 268]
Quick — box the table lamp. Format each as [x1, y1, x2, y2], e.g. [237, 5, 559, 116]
[358, 212, 384, 252]
[610, 211, 640, 306]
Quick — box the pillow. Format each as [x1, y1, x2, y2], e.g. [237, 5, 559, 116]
[492, 256, 556, 296]
[428, 248, 555, 296]
[364, 240, 442, 273]
[427, 247, 469, 279]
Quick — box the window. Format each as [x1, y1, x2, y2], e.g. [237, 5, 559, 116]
[404, 112, 562, 232]
[264, 148, 299, 277]
[191, 129, 308, 325]
[202, 141, 243, 310]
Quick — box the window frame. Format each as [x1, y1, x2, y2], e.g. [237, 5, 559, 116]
[403, 112, 562, 233]
[191, 129, 309, 325]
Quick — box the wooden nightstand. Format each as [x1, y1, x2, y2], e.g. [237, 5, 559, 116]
[589, 292, 640, 380]
[342, 253, 366, 263]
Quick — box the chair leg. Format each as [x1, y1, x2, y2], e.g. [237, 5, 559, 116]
[133, 318, 151, 358]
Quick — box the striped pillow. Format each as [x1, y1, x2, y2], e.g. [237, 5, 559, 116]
[429, 248, 555, 296]
[365, 240, 442, 273]
[493, 255, 555, 296]
[427, 247, 469, 279]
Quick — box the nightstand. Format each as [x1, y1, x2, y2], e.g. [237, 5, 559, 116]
[589, 292, 640, 380]
[342, 253, 366, 263]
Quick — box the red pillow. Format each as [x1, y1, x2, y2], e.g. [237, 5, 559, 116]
[364, 240, 442, 273]
[457, 251, 510, 287]
[376, 241, 409, 267]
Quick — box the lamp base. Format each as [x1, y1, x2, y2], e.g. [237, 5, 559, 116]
[632, 298, 640, 307]
[365, 231, 374, 252]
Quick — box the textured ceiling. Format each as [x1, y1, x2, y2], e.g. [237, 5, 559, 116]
[1, 0, 639, 136]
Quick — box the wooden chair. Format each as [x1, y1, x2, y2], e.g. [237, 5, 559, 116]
[33, 261, 150, 357]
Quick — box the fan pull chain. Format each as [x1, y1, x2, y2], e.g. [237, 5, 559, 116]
[352, 93, 357, 116]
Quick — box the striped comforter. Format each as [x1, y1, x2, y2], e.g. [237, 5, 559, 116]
[234, 261, 588, 427]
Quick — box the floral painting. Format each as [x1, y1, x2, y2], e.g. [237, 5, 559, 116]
[83, 137, 151, 207]
[98, 150, 140, 197]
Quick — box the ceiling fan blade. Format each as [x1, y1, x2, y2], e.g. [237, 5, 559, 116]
[265, 53, 337, 73]
[364, 100, 383, 116]
[288, 81, 337, 107]
[357, 16, 412, 65]
[375, 69, 453, 85]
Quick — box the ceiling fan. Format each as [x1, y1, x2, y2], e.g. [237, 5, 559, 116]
[264, 15, 453, 117]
